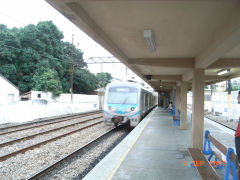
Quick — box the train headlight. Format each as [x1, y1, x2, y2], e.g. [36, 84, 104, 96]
[131, 107, 135, 111]
[126, 108, 131, 112]
[108, 106, 116, 111]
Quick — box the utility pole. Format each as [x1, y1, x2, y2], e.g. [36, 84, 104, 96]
[70, 34, 74, 103]
[226, 79, 232, 121]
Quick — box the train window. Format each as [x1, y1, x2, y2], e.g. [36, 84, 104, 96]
[107, 87, 138, 104]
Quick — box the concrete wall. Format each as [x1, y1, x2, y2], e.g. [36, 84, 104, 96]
[211, 91, 239, 120]
[29, 91, 99, 104]
[0, 101, 99, 124]
[56, 94, 98, 104]
[187, 91, 240, 120]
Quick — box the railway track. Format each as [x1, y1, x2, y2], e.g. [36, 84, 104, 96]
[26, 126, 129, 180]
[0, 110, 102, 135]
[0, 115, 103, 148]
[187, 106, 236, 131]
[0, 111, 129, 179]
[206, 116, 236, 131]
[0, 120, 103, 161]
[0, 111, 105, 162]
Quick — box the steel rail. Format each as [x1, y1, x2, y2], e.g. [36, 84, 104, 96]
[0, 120, 103, 161]
[0, 115, 103, 148]
[0, 110, 101, 131]
[187, 106, 236, 131]
[0, 111, 102, 135]
[207, 117, 236, 131]
[26, 127, 116, 180]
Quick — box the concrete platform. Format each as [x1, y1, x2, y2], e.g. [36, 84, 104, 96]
[84, 107, 236, 180]
[84, 107, 200, 180]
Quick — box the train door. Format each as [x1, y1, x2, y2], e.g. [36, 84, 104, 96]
[146, 94, 149, 111]
[151, 95, 153, 107]
[143, 93, 146, 114]
[140, 90, 144, 116]
[147, 93, 150, 111]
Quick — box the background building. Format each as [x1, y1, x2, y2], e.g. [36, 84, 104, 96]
[0, 74, 19, 105]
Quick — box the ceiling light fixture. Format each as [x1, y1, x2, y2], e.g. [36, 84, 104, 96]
[144, 29, 156, 52]
[217, 68, 231, 75]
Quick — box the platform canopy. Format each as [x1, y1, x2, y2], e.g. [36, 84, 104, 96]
[46, 0, 240, 92]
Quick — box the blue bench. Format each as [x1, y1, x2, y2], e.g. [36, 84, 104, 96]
[173, 109, 180, 126]
[199, 130, 237, 180]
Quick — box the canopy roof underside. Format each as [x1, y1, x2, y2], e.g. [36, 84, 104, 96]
[46, 0, 240, 92]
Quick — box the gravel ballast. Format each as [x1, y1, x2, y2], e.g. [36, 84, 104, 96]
[42, 127, 130, 180]
[0, 122, 114, 179]
[0, 118, 102, 157]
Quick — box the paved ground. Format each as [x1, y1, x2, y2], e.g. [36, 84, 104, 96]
[85, 107, 235, 180]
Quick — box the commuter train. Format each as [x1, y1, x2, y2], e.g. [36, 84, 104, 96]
[103, 81, 158, 127]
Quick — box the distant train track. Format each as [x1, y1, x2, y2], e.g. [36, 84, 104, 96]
[0, 111, 104, 162]
[206, 116, 236, 131]
[187, 106, 236, 131]
[0, 110, 102, 135]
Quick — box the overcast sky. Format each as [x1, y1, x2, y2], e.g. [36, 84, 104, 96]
[0, 0, 112, 58]
[0, 0, 144, 83]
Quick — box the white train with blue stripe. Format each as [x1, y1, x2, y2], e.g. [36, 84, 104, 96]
[104, 81, 158, 127]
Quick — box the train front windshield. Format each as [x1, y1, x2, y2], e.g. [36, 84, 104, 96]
[107, 86, 138, 104]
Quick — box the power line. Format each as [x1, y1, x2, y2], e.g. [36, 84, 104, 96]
[84, 57, 120, 64]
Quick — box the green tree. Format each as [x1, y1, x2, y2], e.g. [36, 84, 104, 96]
[0, 64, 17, 84]
[73, 68, 98, 93]
[32, 69, 62, 98]
[96, 72, 112, 88]
[231, 84, 239, 91]
[0, 21, 99, 95]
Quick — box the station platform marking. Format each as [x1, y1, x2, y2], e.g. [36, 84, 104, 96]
[106, 108, 156, 180]
[83, 107, 157, 180]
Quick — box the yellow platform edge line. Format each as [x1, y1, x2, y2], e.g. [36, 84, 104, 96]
[105, 108, 156, 180]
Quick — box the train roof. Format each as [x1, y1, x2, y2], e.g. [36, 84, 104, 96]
[106, 81, 155, 94]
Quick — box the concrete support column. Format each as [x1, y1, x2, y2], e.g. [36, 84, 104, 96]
[166, 92, 170, 108]
[169, 90, 172, 104]
[158, 92, 161, 107]
[180, 82, 188, 130]
[163, 93, 167, 108]
[192, 69, 205, 149]
[97, 88, 105, 110]
[175, 86, 181, 115]
[172, 89, 175, 104]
